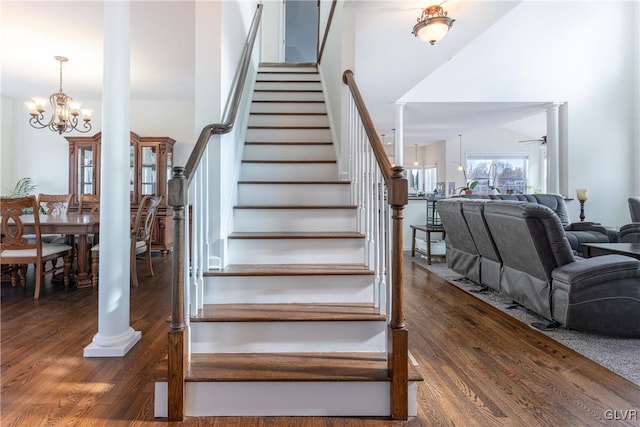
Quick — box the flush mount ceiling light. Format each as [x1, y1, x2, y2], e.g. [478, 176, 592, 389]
[412, 4, 455, 45]
[25, 56, 93, 134]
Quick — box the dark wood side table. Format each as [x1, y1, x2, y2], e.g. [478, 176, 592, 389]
[582, 242, 640, 260]
[410, 224, 446, 265]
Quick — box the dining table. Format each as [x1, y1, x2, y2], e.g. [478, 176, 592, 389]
[19, 212, 100, 288]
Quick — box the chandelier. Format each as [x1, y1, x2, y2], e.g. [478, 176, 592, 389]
[412, 4, 455, 45]
[25, 56, 93, 134]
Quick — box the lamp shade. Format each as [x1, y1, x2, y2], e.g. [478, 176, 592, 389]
[412, 5, 455, 45]
[416, 18, 453, 44]
[576, 188, 588, 202]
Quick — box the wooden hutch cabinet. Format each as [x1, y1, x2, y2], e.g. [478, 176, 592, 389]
[66, 131, 176, 254]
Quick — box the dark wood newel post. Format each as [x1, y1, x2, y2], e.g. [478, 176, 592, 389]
[167, 166, 188, 421]
[389, 166, 408, 419]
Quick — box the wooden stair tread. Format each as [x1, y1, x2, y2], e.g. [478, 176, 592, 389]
[192, 303, 385, 322]
[248, 125, 329, 129]
[241, 160, 335, 164]
[234, 205, 357, 209]
[205, 263, 373, 276]
[228, 231, 364, 239]
[254, 89, 322, 93]
[187, 352, 423, 382]
[244, 141, 332, 145]
[255, 80, 321, 83]
[249, 113, 326, 116]
[238, 180, 349, 184]
[251, 100, 324, 103]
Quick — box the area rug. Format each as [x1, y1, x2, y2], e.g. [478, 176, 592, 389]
[408, 253, 640, 386]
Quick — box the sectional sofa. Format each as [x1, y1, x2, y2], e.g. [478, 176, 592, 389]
[436, 198, 640, 337]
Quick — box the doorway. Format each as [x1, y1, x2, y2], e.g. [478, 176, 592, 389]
[284, 0, 318, 63]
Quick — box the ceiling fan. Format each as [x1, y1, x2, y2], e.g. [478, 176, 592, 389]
[518, 136, 547, 145]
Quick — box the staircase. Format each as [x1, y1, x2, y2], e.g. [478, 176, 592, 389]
[155, 63, 420, 418]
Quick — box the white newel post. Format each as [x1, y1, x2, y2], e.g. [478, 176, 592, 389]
[558, 102, 569, 197]
[84, 0, 141, 357]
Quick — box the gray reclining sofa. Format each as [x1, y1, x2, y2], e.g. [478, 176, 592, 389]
[620, 197, 640, 243]
[437, 198, 640, 337]
[458, 193, 619, 254]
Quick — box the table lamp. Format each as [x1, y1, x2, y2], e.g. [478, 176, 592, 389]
[576, 188, 588, 221]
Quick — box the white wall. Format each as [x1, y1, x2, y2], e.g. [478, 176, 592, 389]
[318, 1, 354, 178]
[261, 0, 283, 62]
[402, 1, 638, 226]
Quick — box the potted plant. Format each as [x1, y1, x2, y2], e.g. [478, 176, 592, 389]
[457, 179, 478, 195]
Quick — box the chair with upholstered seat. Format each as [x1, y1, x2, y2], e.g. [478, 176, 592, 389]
[1, 196, 73, 299]
[78, 193, 100, 214]
[620, 197, 640, 243]
[37, 193, 73, 244]
[90, 194, 162, 287]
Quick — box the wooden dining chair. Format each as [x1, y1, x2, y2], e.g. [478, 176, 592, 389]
[38, 193, 73, 216]
[78, 194, 100, 214]
[1, 196, 73, 299]
[37, 193, 74, 244]
[90, 194, 162, 287]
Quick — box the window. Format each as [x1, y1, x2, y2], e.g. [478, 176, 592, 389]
[406, 165, 437, 196]
[467, 154, 528, 195]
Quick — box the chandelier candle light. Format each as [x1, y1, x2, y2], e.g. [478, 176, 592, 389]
[412, 4, 455, 45]
[25, 56, 93, 134]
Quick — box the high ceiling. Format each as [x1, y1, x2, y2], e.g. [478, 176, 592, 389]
[1, 0, 545, 145]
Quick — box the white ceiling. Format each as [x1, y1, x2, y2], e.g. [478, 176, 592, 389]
[1, 0, 545, 145]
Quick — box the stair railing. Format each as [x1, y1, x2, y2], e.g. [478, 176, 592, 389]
[342, 70, 409, 420]
[165, 4, 263, 421]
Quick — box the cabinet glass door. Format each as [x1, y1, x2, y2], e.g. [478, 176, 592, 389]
[77, 145, 94, 198]
[130, 144, 135, 203]
[141, 145, 157, 196]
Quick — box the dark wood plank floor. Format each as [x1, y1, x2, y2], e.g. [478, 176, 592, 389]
[2, 255, 639, 426]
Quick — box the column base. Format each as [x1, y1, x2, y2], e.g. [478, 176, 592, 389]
[83, 329, 142, 357]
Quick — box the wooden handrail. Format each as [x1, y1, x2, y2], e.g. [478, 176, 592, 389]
[317, 0, 337, 64]
[166, 4, 263, 421]
[342, 69, 409, 419]
[342, 70, 394, 184]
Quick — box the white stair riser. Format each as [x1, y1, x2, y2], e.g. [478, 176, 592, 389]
[190, 321, 385, 353]
[253, 91, 324, 102]
[257, 73, 320, 82]
[249, 114, 329, 127]
[241, 163, 338, 181]
[251, 102, 326, 114]
[246, 128, 331, 143]
[156, 381, 418, 418]
[243, 144, 335, 161]
[255, 81, 322, 91]
[203, 275, 374, 304]
[228, 238, 364, 264]
[258, 67, 318, 73]
[234, 208, 356, 232]
[238, 183, 350, 205]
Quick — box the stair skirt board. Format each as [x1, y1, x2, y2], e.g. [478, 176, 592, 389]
[254, 81, 322, 91]
[245, 128, 331, 142]
[248, 114, 329, 127]
[233, 208, 356, 232]
[155, 381, 418, 418]
[190, 321, 386, 353]
[240, 162, 338, 181]
[250, 102, 326, 114]
[227, 238, 364, 264]
[203, 274, 375, 304]
[243, 143, 335, 161]
[253, 91, 325, 102]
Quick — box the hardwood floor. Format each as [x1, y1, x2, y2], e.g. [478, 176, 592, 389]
[2, 256, 639, 426]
